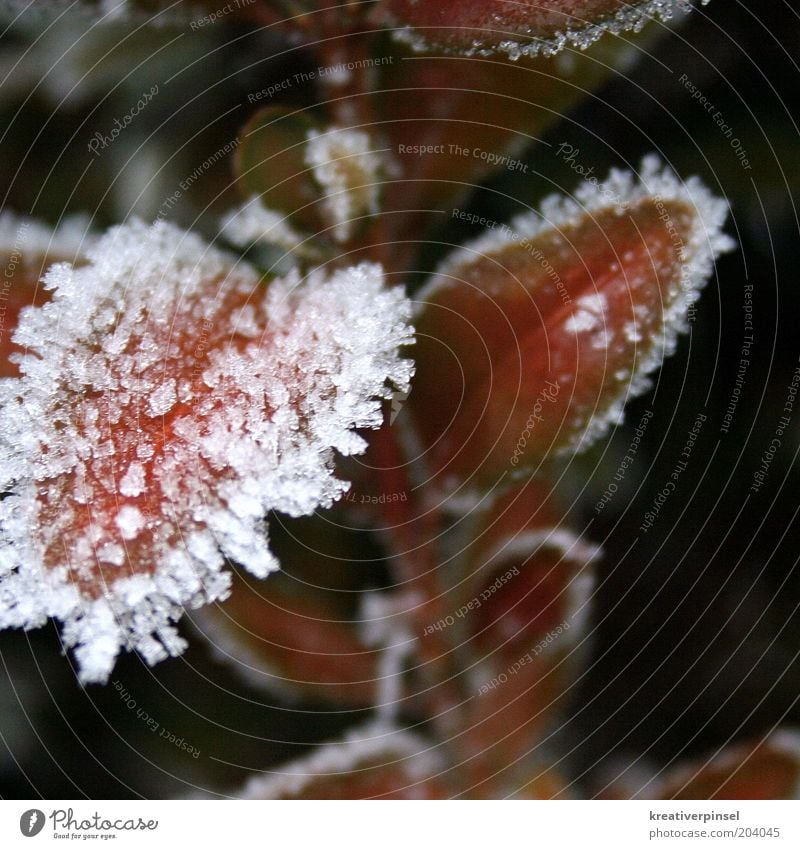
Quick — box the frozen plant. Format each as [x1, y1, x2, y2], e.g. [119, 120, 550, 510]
[0, 0, 797, 800]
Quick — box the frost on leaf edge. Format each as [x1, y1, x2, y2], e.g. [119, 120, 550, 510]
[420, 155, 735, 458]
[389, 0, 709, 61]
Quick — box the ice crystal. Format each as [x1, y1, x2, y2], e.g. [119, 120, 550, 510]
[0, 220, 413, 683]
[390, 0, 709, 61]
[304, 127, 382, 243]
[219, 196, 305, 253]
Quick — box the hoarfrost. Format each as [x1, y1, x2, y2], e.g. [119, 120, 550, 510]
[219, 196, 305, 253]
[0, 219, 413, 684]
[425, 155, 734, 455]
[239, 720, 443, 800]
[305, 127, 382, 243]
[392, 0, 709, 61]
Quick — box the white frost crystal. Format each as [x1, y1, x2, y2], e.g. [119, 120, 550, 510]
[305, 127, 382, 243]
[392, 0, 709, 61]
[219, 196, 305, 253]
[0, 219, 413, 684]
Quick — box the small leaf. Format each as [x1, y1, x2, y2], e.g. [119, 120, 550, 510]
[406, 157, 733, 493]
[199, 570, 381, 705]
[465, 482, 598, 655]
[196, 514, 383, 705]
[378, 0, 707, 59]
[235, 106, 323, 235]
[235, 110, 383, 244]
[455, 482, 596, 785]
[0, 220, 413, 683]
[654, 731, 800, 800]
[239, 721, 448, 799]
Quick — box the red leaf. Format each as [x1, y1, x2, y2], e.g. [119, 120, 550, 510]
[0, 220, 412, 683]
[406, 157, 732, 493]
[465, 482, 598, 655]
[199, 570, 381, 705]
[378, 0, 704, 58]
[654, 731, 800, 800]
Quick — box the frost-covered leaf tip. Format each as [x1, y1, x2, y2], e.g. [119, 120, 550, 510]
[379, 0, 710, 60]
[0, 220, 413, 684]
[408, 156, 734, 490]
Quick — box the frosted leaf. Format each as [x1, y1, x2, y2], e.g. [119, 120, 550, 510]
[0, 219, 413, 684]
[239, 721, 444, 800]
[410, 156, 734, 486]
[304, 127, 382, 243]
[386, 0, 710, 61]
[219, 196, 305, 253]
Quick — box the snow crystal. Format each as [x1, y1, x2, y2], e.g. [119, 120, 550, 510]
[424, 155, 734, 457]
[565, 293, 607, 334]
[219, 196, 305, 253]
[115, 505, 146, 541]
[119, 461, 146, 497]
[304, 127, 382, 243]
[392, 0, 707, 61]
[0, 219, 413, 684]
[147, 380, 177, 416]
